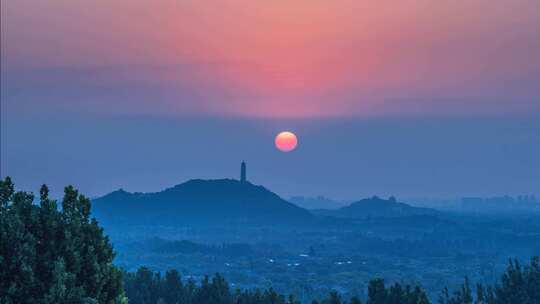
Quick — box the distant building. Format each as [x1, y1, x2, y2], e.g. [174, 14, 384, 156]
[240, 161, 247, 183]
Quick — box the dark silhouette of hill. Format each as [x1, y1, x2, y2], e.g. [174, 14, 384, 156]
[313, 196, 439, 219]
[92, 179, 313, 226]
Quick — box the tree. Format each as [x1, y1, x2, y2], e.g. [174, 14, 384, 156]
[350, 296, 362, 304]
[440, 257, 540, 304]
[365, 279, 429, 304]
[162, 269, 183, 304]
[0, 178, 124, 303]
[494, 257, 540, 304]
[322, 291, 341, 304]
[367, 279, 387, 304]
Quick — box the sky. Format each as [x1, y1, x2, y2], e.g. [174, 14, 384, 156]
[1, 0, 539, 200]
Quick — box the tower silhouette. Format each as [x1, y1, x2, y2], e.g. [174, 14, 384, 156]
[240, 161, 247, 183]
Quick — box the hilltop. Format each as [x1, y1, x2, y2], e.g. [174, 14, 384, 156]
[92, 179, 313, 226]
[313, 196, 439, 219]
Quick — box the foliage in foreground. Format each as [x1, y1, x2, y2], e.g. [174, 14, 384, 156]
[123, 257, 540, 304]
[123, 267, 430, 304]
[438, 257, 540, 304]
[0, 177, 124, 304]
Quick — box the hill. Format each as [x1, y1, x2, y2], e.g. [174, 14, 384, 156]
[313, 196, 439, 219]
[92, 179, 313, 226]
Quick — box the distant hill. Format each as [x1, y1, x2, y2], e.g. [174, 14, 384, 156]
[313, 196, 439, 219]
[92, 179, 313, 226]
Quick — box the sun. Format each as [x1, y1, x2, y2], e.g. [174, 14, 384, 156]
[275, 131, 298, 152]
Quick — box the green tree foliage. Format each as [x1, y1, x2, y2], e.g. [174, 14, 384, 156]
[0, 178, 124, 304]
[124, 269, 433, 304]
[365, 279, 429, 304]
[124, 262, 540, 304]
[495, 257, 540, 303]
[123, 269, 290, 304]
[349, 296, 362, 304]
[321, 291, 342, 304]
[438, 257, 540, 304]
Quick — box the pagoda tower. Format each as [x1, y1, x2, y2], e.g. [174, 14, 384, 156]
[240, 161, 247, 183]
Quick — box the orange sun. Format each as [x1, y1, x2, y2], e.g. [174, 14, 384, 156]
[275, 131, 298, 152]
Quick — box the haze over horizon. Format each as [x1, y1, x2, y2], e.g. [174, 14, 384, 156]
[2, 0, 539, 199]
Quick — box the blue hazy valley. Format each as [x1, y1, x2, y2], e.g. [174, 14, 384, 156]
[87, 167, 540, 302]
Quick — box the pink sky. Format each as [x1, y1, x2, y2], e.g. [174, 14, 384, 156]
[3, 0, 540, 117]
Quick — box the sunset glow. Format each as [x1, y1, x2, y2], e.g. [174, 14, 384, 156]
[3, 0, 539, 118]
